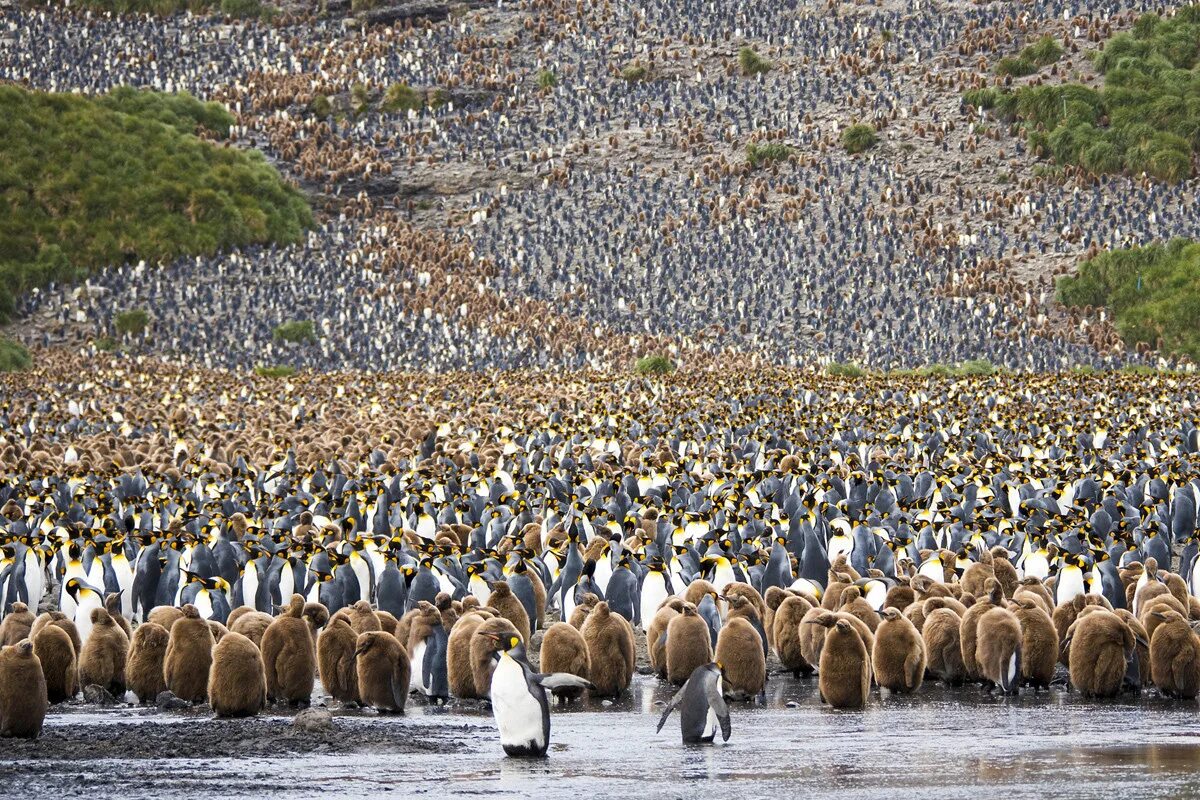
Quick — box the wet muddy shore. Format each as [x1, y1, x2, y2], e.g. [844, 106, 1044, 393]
[2, 674, 1198, 799]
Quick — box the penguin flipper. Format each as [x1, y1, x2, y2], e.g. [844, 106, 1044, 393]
[704, 675, 731, 742]
[655, 688, 684, 734]
[534, 673, 595, 692]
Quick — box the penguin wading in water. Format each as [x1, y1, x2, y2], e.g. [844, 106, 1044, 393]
[656, 662, 731, 744]
[485, 633, 594, 757]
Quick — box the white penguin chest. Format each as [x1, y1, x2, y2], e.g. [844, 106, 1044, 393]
[490, 658, 543, 747]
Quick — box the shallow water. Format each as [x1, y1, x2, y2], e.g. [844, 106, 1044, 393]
[4, 675, 1200, 798]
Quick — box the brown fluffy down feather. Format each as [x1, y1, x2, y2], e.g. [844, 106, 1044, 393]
[318, 617, 360, 704]
[581, 602, 634, 697]
[665, 604, 711, 685]
[447, 612, 487, 699]
[163, 605, 214, 703]
[355, 631, 410, 713]
[32, 624, 77, 704]
[772, 595, 814, 677]
[260, 595, 315, 705]
[469, 617, 519, 698]
[1066, 610, 1133, 698]
[0, 641, 47, 738]
[126, 622, 170, 703]
[208, 631, 267, 717]
[78, 608, 129, 697]
[715, 617, 765, 698]
[539, 622, 590, 699]
[872, 608, 925, 693]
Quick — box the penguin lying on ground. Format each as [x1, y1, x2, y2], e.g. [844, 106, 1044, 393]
[484, 633, 594, 757]
[656, 662, 731, 744]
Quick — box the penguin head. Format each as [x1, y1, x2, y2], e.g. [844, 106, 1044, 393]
[486, 632, 525, 660]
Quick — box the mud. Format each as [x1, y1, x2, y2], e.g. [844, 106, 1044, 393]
[1, 673, 1198, 799]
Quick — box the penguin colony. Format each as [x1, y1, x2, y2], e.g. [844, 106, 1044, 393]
[4, 3, 1196, 373]
[0, 366, 1198, 752]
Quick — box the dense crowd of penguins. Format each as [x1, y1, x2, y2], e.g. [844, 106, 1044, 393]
[0, 358, 1198, 748]
[4, 1, 1200, 370]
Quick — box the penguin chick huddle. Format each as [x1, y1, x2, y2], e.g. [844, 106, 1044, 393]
[2, 357, 1200, 751]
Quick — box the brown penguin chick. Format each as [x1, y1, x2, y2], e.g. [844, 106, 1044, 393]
[568, 592, 600, 629]
[647, 604, 680, 678]
[208, 631, 267, 717]
[346, 600, 382, 635]
[394, 609, 418, 652]
[126, 622, 170, 703]
[1113, 609, 1150, 688]
[78, 608, 129, 696]
[375, 610, 400, 637]
[722, 582, 766, 624]
[469, 616, 519, 698]
[989, 547, 1019, 597]
[665, 603, 713, 685]
[521, 566, 547, 628]
[1013, 578, 1054, 615]
[1141, 594, 1187, 642]
[799, 605, 829, 669]
[447, 612, 488, 698]
[872, 607, 925, 693]
[164, 604, 215, 703]
[1131, 580, 1170, 620]
[910, 575, 953, 602]
[830, 554, 862, 582]
[539, 622, 591, 700]
[1065, 609, 1137, 697]
[808, 616, 870, 709]
[904, 599, 929, 633]
[103, 594, 132, 640]
[32, 623, 77, 703]
[1053, 595, 1111, 665]
[260, 594, 316, 706]
[821, 579, 851, 611]
[958, 578, 1003, 680]
[229, 611, 274, 648]
[921, 602, 966, 686]
[1148, 609, 1200, 699]
[355, 631, 411, 713]
[959, 548, 995, 598]
[976, 607, 1022, 694]
[581, 601, 634, 697]
[31, 611, 82, 656]
[764, 586, 790, 647]
[147, 606, 184, 631]
[0, 602, 34, 647]
[882, 583, 915, 613]
[715, 616, 766, 699]
[0, 640, 47, 738]
[1164, 573, 1190, 611]
[487, 581, 531, 643]
[208, 621, 229, 643]
[435, 592, 460, 631]
[226, 606, 254, 631]
[317, 616, 360, 704]
[302, 602, 330, 642]
[772, 595, 814, 677]
[838, 586, 880, 632]
[1009, 596, 1057, 689]
[684, 579, 718, 608]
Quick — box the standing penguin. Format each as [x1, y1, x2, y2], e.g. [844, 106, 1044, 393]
[164, 604, 215, 703]
[656, 662, 731, 744]
[666, 603, 714, 685]
[538, 622, 590, 702]
[32, 622, 77, 704]
[260, 594, 316, 707]
[638, 557, 674, 629]
[487, 581, 531, 644]
[872, 607, 925, 694]
[355, 631, 411, 713]
[808, 616, 870, 709]
[484, 633, 594, 757]
[0, 602, 34, 647]
[317, 616, 360, 704]
[78, 608, 129, 697]
[208, 631, 267, 717]
[127, 622, 170, 704]
[66, 578, 104, 647]
[0, 640, 47, 738]
[407, 601, 450, 701]
[714, 617, 766, 699]
[469, 617, 519, 699]
[977, 606, 1022, 696]
[580, 601, 635, 697]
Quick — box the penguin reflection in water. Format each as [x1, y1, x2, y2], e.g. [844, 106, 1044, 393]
[656, 662, 731, 744]
[484, 633, 594, 757]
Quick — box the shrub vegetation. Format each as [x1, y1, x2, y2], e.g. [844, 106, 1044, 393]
[255, 364, 297, 378]
[0, 337, 30, 372]
[967, 10, 1200, 182]
[996, 35, 1065, 77]
[273, 320, 317, 344]
[383, 83, 423, 113]
[841, 124, 879, 154]
[114, 309, 151, 336]
[0, 85, 311, 321]
[1058, 238, 1200, 361]
[746, 141, 794, 168]
[738, 47, 772, 76]
[635, 355, 675, 375]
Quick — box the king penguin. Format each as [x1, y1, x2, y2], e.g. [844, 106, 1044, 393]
[485, 632, 594, 757]
[656, 662, 731, 744]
